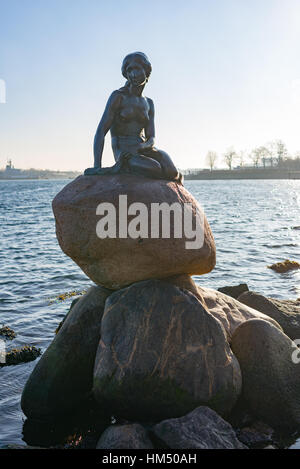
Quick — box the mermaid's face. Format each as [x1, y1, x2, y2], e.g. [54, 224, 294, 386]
[126, 61, 147, 86]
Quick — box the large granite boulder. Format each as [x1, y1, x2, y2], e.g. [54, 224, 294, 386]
[93, 280, 242, 421]
[231, 319, 300, 430]
[165, 275, 281, 340]
[153, 406, 246, 449]
[52, 175, 216, 289]
[238, 291, 300, 340]
[96, 424, 153, 449]
[21, 286, 111, 419]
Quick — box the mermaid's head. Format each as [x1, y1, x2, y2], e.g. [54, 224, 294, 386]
[121, 52, 152, 86]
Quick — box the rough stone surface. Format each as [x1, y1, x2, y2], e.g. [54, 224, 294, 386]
[21, 286, 112, 418]
[52, 175, 216, 289]
[238, 291, 300, 340]
[93, 280, 242, 421]
[164, 274, 203, 300]
[165, 276, 280, 340]
[231, 318, 300, 430]
[96, 424, 153, 449]
[198, 286, 281, 340]
[218, 284, 249, 300]
[236, 421, 274, 448]
[153, 406, 246, 449]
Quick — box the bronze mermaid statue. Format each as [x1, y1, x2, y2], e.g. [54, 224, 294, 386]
[84, 52, 183, 184]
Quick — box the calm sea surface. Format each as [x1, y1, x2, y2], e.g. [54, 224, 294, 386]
[0, 179, 300, 448]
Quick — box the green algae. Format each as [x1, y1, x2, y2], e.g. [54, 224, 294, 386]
[48, 289, 87, 305]
[0, 326, 16, 340]
[1, 345, 41, 367]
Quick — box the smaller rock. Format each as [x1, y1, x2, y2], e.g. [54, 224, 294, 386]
[238, 291, 300, 340]
[0, 325, 16, 340]
[0, 345, 41, 367]
[218, 284, 249, 300]
[96, 424, 153, 449]
[197, 285, 281, 340]
[236, 421, 274, 448]
[231, 319, 300, 430]
[267, 259, 300, 273]
[153, 406, 246, 449]
[164, 276, 280, 339]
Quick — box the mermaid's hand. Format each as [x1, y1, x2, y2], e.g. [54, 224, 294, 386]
[137, 139, 154, 153]
[119, 151, 133, 161]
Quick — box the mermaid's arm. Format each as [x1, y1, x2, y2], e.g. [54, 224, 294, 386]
[93, 91, 122, 167]
[140, 98, 155, 150]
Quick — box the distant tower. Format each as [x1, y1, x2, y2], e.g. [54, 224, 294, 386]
[6, 159, 13, 170]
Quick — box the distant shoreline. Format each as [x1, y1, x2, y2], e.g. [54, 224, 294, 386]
[0, 176, 79, 180]
[0, 172, 81, 181]
[184, 169, 300, 180]
[0, 163, 82, 181]
[1, 168, 300, 181]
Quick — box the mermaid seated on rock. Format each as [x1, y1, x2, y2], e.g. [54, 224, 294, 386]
[84, 52, 183, 184]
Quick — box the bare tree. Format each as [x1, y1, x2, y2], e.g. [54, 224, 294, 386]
[256, 146, 271, 168]
[237, 150, 247, 168]
[267, 140, 288, 166]
[224, 147, 236, 170]
[206, 151, 218, 171]
[275, 139, 288, 166]
[250, 146, 266, 167]
[266, 141, 276, 167]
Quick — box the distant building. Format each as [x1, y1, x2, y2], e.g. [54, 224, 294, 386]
[0, 159, 81, 180]
[3, 159, 27, 178]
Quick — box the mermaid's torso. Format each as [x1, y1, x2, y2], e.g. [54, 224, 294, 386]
[111, 135, 145, 160]
[110, 89, 152, 160]
[85, 85, 182, 183]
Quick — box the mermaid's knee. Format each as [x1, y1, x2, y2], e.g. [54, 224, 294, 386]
[128, 155, 162, 178]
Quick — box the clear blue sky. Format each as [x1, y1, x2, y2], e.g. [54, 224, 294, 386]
[1, 0, 300, 170]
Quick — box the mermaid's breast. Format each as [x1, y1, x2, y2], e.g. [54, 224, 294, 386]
[119, 108, 134, 121]
[119, 106, 149, 124]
